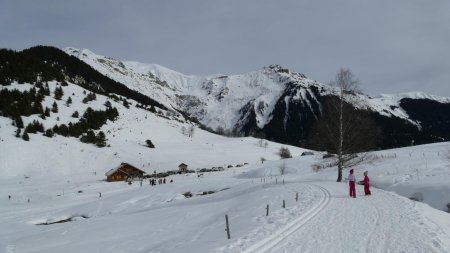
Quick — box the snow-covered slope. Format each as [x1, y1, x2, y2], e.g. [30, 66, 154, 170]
[0, 80, 305, 179]
[64, 47, 450, 149]
[64, 48, 327, 131]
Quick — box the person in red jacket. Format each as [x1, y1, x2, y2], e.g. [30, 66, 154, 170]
[363, 171, 371, 195]
[348, 169, 356, 198]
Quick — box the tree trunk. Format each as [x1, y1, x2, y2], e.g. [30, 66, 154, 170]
[337, 158, 343, 182]
[337, 85, 344, 182]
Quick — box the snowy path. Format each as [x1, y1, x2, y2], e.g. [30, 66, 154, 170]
[241, 181, 449, 253]
[240, 183, 331, 253]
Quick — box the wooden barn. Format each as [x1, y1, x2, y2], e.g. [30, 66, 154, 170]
[178, 163, 188, 173]
[105, 163, 145, 182]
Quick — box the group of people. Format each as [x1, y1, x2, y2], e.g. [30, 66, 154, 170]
[347, 169, 371, 198]
[149, 177, 173, 186]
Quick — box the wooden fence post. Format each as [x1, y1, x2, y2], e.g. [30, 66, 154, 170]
[283, 200, 285, 208]
[225, 214, 231, 239]
[266, 204, 269, 216]
[296, 192, 298, 202]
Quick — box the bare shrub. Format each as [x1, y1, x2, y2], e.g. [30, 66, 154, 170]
[278, 147, 292, 159]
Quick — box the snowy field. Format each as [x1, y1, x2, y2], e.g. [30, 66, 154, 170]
[1, 82, 450, 252]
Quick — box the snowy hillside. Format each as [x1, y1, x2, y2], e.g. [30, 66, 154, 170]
[0, 81, 305, 179]
[64, 48, 326, 131]
[64, 47, 450, 148]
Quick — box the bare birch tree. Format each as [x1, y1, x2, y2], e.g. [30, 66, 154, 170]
[308, 68, 380, 182]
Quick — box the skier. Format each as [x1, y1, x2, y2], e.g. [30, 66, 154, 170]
[163, 178, 166, 184]
[363, 171, 371, 196]
[348, 169, 356, 198]
[8, 195, 11, 200]
[99, 192, 102, 198]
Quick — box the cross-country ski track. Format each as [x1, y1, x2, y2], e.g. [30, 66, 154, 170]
[227, 181, 450, 253]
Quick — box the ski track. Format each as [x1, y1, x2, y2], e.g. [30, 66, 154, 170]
[239, 183, 331, 253]
[262, 182, 448, 253]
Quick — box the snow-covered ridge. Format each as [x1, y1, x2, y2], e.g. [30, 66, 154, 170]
[64, 47, 327, 130]
[377, 92, 450, 104]
[63, 47, 450, 132]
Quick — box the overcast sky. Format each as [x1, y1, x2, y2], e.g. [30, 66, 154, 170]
[1, 0, 449, 96]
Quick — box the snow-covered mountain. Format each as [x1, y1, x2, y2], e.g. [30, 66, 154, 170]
[64, 47, 324, 131]
[64, 47, 450, 148]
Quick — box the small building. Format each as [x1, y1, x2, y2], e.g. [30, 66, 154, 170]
[178, 163, 188, 173]
[105, 163, 145, 182]
[301, 151, 314, 156]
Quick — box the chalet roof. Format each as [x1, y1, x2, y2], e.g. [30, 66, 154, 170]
[105, 163, 145, 176]
[178, 163, 188, 167]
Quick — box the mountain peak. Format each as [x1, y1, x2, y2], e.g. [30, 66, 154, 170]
[264, 64, 290, 73]
[262, 64, 308, 80]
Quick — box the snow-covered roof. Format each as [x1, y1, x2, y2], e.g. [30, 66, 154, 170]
[105, 163, 145, 176]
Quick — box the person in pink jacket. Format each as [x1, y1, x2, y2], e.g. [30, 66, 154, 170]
[363, 171, 371, 195]
[348, 169, 356, 198]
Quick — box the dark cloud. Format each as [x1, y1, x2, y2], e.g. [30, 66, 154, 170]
[1, 0, 449, 96]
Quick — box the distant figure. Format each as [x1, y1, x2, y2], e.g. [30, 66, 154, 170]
[99, 192, 102, 198]
[348, 169, 356, 198]
[27, 198, 30, 203]
[363, 171, 371, 196]
[170, 179, 173, 183]
[8, 195, 11, 200]
[163, 178, 166, 184]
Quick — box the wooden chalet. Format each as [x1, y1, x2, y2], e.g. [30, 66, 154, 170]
[178, 163, 188, 173]
[105, 163, 145, 182]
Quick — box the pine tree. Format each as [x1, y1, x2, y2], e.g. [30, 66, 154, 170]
[44, 107, 50, 117]
[72, 111, 79, 118]
[80, 130, 96, 143]
[51, 101, 58, 113]
[45, 129, 54, 138]
[104, 100, 112, 108]
[95, 131, 106, 147]
[66, 96, 72, 106]
[22, 131, 30, 141]
[54, 86, 64, 100]
[15, 116, 24, 128]
[44, 83, 51, 96]
[123, 100, 129, 108]
[15, 128, 21, 138]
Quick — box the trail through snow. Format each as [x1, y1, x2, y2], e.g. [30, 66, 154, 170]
[234, 181, 448, 253]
